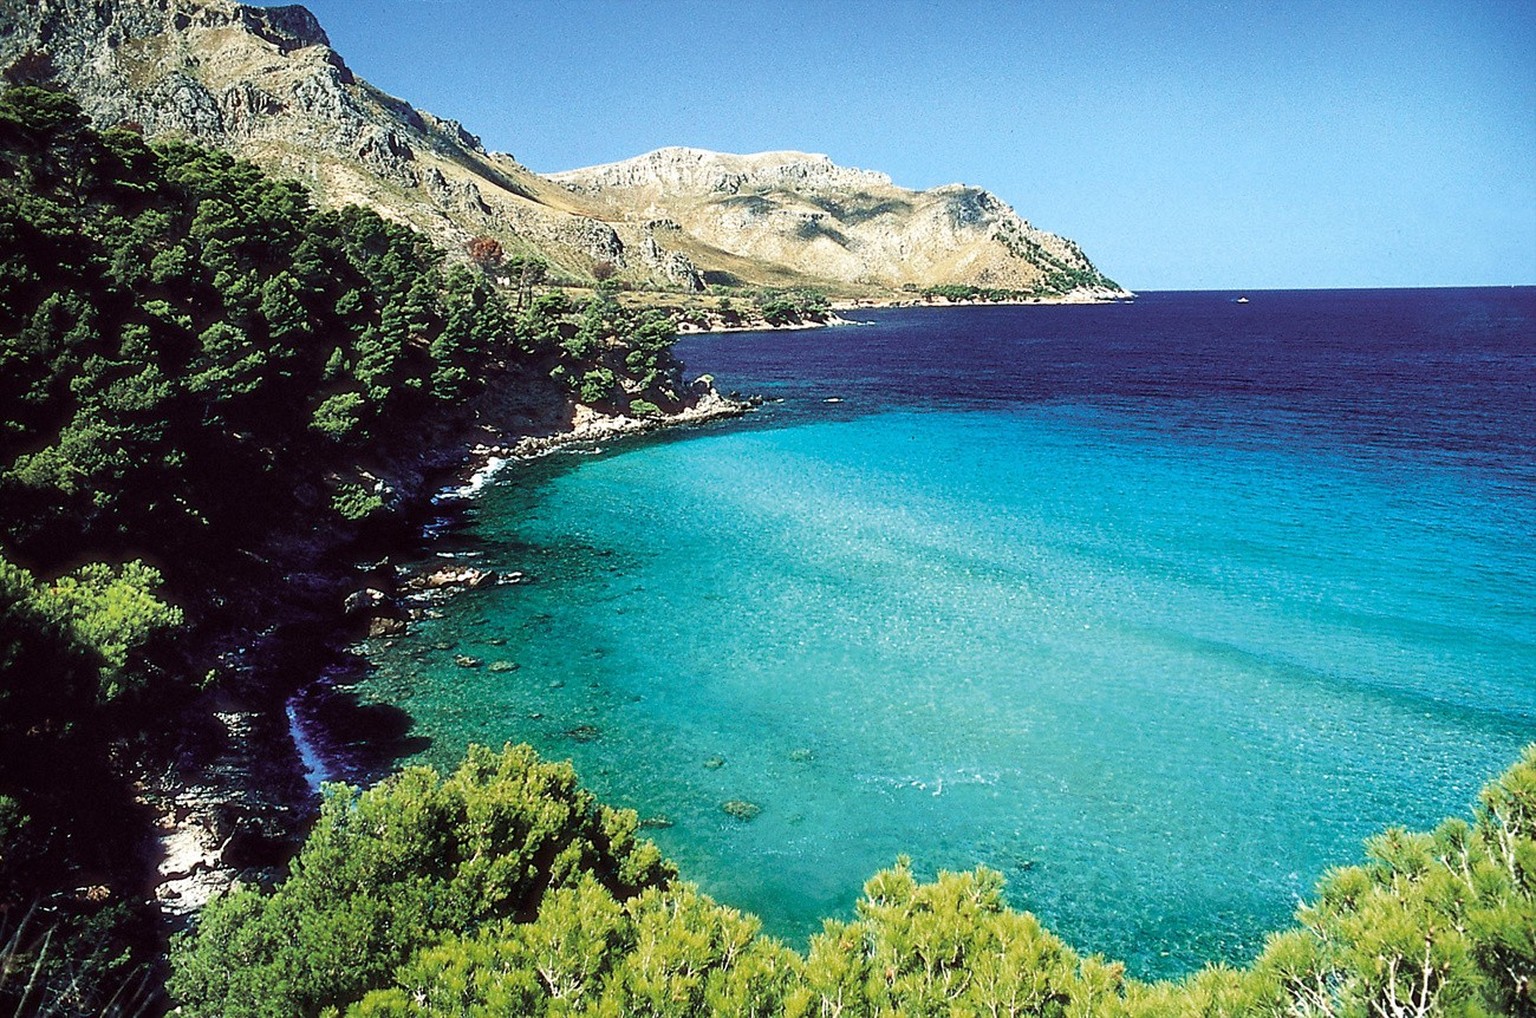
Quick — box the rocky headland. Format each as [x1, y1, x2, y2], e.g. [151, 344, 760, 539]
[553, 147, 1129, 297]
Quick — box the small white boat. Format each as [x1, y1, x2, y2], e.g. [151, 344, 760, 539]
[1235, 296, 1250, 304]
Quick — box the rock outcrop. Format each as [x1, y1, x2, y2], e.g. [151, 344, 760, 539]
[0, 0, 1122, 296]
[555, 147, 896, 196]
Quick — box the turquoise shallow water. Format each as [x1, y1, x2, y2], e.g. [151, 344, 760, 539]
[337, 293, 1536, 978]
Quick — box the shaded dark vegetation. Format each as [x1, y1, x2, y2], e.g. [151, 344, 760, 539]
[750, 288, 832, 327]
[715, 193, 778, 216]
[701, 268, 743, 288]
[0, 84, 688, 1015]
[988, 224, 1121, 295]
[793, 218, 850, 248]
[919, 276, 1113, 303]
[802, 191, 913, 226]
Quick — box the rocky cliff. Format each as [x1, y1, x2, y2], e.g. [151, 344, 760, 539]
[0, 0, 1124, 297]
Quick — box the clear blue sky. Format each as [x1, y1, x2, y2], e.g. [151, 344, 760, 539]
[284, 0, 1534, 290]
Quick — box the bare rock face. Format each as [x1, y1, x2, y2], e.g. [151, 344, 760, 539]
[405, 566, 493, 591]
[0, 0, 1121, 297]
[553, 148, 1124, 295]
[5, 0, 345, 143]
[554, 147, 895, 197]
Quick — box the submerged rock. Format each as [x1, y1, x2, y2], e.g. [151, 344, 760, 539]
[565, 724, 601, 742]
[453, 655, 482, 669]
[721, 799, 760, 821]
[367, 616, 406, 638]
[788, 748, 814, 762]
[342, 587, 389, 617]
[638, 814, 674, 830]
[345, 587, 407, 638]
[487, 660, 520, 673]
[703, 755, 726, 770]
[408, 565, 493, 590]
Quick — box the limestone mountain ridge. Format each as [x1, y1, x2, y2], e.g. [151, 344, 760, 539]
[553, 147, 1123, 294]
[0, 0, 1125, 297]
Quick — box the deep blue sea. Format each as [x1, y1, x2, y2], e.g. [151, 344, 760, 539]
[332, 288, 1536, 979]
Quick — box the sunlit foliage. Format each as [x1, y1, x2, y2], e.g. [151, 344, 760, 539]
[173, 744, 1536, 1018]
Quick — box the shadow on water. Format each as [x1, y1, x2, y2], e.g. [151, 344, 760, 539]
[288, 656, 433, 789]
[284, 417, 768, 793]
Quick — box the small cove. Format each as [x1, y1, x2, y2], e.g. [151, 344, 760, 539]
[313, 290, 1536, 979]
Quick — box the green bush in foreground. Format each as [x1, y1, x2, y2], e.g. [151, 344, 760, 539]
[168, 744, 671, 1017]
[171, 744, 1536, 1017]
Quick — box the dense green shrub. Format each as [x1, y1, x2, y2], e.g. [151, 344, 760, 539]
[753, 288, 830, 326]
[628, 399, 663, 418]
[0, 552, 174, 1015]
[169, 745, 672, 1017]
[311, 391, 367, 442]
[331, 483, 385, 521]
[31, 559, 183, 702]
[577, 367, 618, 406]
[172, 743, 1536, 1017]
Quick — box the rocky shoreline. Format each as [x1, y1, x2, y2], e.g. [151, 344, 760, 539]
[509, 377, 750, 456]
[831, 288, 1135, 311]
[668, 288, 1135, 338]
[674, 311, 860, 335]
[144, 374, 749, 930]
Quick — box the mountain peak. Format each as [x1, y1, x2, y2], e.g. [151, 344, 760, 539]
[18, 0, 331, 55]
[551, 147, 895, 196]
